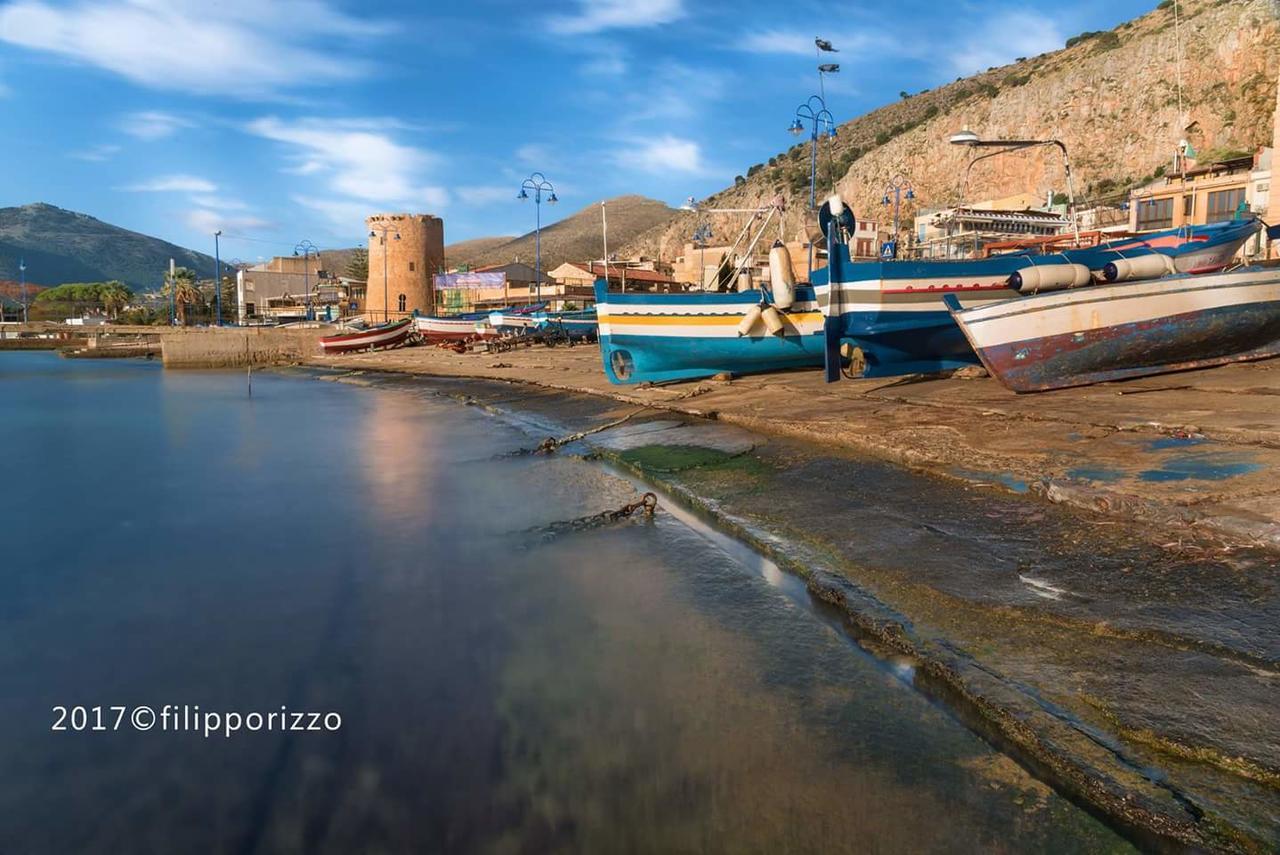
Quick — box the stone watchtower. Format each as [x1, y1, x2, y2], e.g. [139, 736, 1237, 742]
[365, 213, 443, 321]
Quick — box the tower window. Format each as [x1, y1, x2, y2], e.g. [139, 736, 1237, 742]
[409, 261, 416, 272]
[398, 294, 407, 313]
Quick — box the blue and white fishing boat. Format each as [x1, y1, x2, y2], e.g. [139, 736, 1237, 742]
[595, 282, 825, 383]
[816, 208, 1262, 379]
[593, 191, 1261, 385]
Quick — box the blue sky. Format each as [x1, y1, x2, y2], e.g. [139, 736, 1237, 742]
[0, 0, 1157, 262]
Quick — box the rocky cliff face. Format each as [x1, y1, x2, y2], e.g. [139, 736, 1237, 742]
[627, 0, 1280, 259]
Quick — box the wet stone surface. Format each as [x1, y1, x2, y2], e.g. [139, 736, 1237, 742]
[381, 372, 1280, 852]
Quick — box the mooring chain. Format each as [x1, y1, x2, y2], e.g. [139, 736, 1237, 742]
[498, 409, 648, 458]
[521, 492, 659, 544]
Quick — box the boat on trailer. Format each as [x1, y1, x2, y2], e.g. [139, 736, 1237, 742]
[415, 311, 498, 342]
[488, 303, 549, 335]
[943, 266, 1280, 392]
[319, 318, 413, 354]
[541, 308, 598, 342]
[816, 215, 1262, 378]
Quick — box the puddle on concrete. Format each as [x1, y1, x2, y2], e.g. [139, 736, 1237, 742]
[1138, 452, 1263, 483]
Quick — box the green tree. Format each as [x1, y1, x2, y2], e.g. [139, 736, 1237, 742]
[99, 281, 132, 319]
[345, 248, 369, 281]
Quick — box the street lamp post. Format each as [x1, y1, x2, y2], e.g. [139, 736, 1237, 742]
[368, 225, 400, 323]
[293, 239, 319, 322]
[948, 128, 1081, 245]
[517, 172, 557, 303]
[213, 230, 222, 326]
[18, 258, 27, 323]
[692, 224, 713, 289]
[789, 95, 837, 278]
[881, 175, 915, 259]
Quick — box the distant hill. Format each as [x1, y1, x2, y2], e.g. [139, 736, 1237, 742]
[0, 203, 215, 290]
[445, 195, 675, 270]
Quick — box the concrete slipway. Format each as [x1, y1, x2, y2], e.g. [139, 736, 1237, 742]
[301, 345, 1280, 851]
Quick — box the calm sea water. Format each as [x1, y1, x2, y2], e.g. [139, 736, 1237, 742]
[0, 353, 1129, 853]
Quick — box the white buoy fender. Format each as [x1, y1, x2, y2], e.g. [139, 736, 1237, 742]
[737, 304, 763, 337]
[737, 269, 752, 292]
[1103, 253, 1176, 283]
[768, 241, 796, 309]
[827, 194, 845, 217]
[1008, 263, 1092, 293]
[761, 305, 785, 336]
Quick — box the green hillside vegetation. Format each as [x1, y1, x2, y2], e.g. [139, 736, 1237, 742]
[0, 203, 215, 289]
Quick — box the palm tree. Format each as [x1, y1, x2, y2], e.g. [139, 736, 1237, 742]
[99, 281, 132, 319]
[171, 267, 200, 325]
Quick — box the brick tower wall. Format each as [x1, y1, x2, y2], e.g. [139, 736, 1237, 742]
[1271, 76, 1280, 258]
[365, 213, 443, 321]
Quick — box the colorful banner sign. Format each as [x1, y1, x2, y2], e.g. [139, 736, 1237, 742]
[433, 272, 505, 290]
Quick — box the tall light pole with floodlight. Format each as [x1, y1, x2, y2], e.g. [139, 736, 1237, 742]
[948, 127, 1080, 245]
[18, 258, 27, 323]
[213, 230, 223, 326]
[881, 175, 915, 259]
[518, 172, 557, 303]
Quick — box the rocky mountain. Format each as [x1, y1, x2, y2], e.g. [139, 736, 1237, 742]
[446, 195, 675, 270]
[0, 203, 215, 290]
[625, 0, 1280, 259]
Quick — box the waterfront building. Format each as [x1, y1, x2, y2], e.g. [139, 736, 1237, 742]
[1127, 147, 1272, 259]
[235, 256, 345, 325]
[365, 213, 443, 322]
[913, 193, 1069, 258]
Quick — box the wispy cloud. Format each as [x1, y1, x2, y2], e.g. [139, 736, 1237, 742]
[248, 116, 445, 204]
[185, 208, 271, 233]
[0, 0, 391, 97]
[247, 116, 448, 227]
[455, 185, 515, 206]
[615, 135, 709, 175]
[119, 110, 193, 140]
[547, 0, 683, 35]
[69, 143, 120, 161]
[947, 11, 1063, 76]
[122, 174, 217, 193]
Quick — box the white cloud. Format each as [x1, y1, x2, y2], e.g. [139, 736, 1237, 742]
[120, 110, 193, 140]
[69, 143, 120, 161]
[122, 174, 217, 193]
[185, 208, 271, 233]
[191, 195, 249, 210]
[292, 195, 379, 229]
[548, 0, 683, 35]
[0, 0, 390, 97]
[455, 185, 515, 206]
[615, 135, 708, 175]
[248, 116, 441, 203]
[947, 12, 1063, 76]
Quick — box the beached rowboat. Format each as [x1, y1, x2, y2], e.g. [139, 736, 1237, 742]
[415, 313, 498, 342]
[943, 267, 1280, 392]
[319, 318, 413, 354]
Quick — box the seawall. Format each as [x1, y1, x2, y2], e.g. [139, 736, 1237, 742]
[161, 328, 327, 368]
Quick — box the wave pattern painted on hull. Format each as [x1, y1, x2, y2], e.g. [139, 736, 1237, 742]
[595, 281, 826, 384]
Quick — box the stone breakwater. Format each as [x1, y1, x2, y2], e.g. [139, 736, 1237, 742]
[160, 327, 329, 368]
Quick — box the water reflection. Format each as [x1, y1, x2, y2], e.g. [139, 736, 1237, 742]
[0, 354, 1131, 853]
